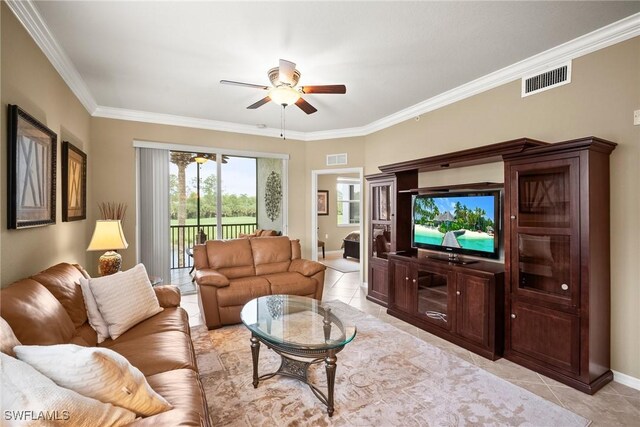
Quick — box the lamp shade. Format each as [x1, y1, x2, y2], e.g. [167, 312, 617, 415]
[87, 220, 129, 251]
[269, 86, 301, 106]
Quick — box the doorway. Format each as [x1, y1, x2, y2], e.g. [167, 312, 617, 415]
[310, 168, 364, 283]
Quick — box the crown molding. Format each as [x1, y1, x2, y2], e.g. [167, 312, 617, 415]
[94, 106, 308, 141]
[7, 1, 640, 142]
[340, 11, 640, 140]
[5, 0, 98, 114]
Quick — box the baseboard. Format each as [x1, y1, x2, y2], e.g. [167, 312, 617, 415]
[613, 370, 640, 390]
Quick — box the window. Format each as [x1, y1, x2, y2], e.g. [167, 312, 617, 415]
[337, 178, 360, 226]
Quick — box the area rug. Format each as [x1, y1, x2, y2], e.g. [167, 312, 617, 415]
[320, 257, 360, 273]
[191, 301, 590, 426]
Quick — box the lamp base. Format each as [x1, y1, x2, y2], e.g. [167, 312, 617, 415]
[98, 251, 122, 276]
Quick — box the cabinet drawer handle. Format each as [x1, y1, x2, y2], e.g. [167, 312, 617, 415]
[511, 313, 517, 319]
[456, 291, 461, 295]
[510, 215, 516, 220]
[412, 279, 416, 283]
[561, 283, 569, 291]
[405, 277, 409, 281]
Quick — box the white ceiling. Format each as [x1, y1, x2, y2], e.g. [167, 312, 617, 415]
[22, 1, 640, 138]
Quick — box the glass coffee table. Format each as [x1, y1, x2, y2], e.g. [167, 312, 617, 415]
[240, 295, 356, 417]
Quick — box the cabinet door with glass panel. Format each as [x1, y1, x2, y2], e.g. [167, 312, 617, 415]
[369, 179, 394, 259]
[508, 157, 580, 308]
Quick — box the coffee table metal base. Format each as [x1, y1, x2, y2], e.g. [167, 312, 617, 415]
[250, 334, 341, 417]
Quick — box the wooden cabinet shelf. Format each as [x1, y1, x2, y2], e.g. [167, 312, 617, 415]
[388, 253, 504, 360]
[503, 137, 616, 394]
[399, 182, 503, 194]
[368, 135, 616, 394]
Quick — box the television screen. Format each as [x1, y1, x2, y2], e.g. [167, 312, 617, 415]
[412, 191, 500, 259]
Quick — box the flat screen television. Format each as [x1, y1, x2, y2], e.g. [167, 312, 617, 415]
[412, 191, 500, 259]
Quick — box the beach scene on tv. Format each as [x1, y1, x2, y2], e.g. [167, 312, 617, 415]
[413, 195, 496, 253]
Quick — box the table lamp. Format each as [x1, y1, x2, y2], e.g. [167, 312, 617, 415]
[87, 220, 129, 276]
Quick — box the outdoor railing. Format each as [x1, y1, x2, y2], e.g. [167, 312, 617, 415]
[170, 223, 258, 269]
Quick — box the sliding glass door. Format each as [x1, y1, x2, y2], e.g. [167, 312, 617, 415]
[170, 151, 284, 270]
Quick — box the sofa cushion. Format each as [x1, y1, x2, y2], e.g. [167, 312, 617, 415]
[74, 322, 99, 347]
[31, 263, 88, 328]
[262, 272, 317, 296]
[291, 239, 302, 260]
[14, 344, 172, 417]
[250, 236, 292, 275]
[146, 369, 208, 423]
[101, 308, 190, 345]
[0, 317, 21, 356]
[205, 239, 255, 279]
[101, 331, 197, 377]
[1, 352, 136, 426]
[216, 276, 271, 308]
[1, 279, 75, 345]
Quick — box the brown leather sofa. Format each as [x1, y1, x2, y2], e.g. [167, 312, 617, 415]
[194, 236, 325, 329]
[237, 228, 279, 238]
[0, 263, 211, 427]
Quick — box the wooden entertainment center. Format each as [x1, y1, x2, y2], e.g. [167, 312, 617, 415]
[366, 137, 616, 394]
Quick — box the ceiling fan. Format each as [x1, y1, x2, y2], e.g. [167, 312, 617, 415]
[220, 59, 346, 114]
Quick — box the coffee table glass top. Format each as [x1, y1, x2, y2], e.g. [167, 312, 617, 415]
[240, 295, 357, 350]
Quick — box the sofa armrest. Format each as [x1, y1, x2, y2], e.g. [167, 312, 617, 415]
[195, 269, 230, 288]
[154, 285, 182, 308]
[289, 259, 326, 277]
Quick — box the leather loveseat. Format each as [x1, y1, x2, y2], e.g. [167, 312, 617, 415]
[193, 236, 325, 329]
[0, 263, 211, 426]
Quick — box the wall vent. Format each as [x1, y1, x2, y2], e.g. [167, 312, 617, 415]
[521, 61, 571, 97]
[326, 153, 347, 166]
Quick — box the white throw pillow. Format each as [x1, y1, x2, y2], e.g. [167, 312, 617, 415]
[87, 264, 163, 340]
[1, 352, 135, 426]
[79, 278, 110, 343]
[14, 344, 172, 417]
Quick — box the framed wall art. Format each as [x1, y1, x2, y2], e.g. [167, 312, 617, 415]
[7, 105, 57, 229]
[317, 190, 329, 215]
[62, 141, 87, 221]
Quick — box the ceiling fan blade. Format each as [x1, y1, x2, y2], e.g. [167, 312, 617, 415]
[295, 97, 317, 114]
[220, 80, 269, 90]
[247, 96, 271, 109]
[279, 59, 296, 85]
[300, 85, 347, 94]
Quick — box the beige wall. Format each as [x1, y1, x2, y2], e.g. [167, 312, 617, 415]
[90, 118, 308, 273]
[1, 5, 92, 285]
[304, 137, 366, 254]
[317, 173, 359, 251]
[364, 37, 640, 379]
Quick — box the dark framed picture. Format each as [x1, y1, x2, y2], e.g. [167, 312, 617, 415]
[7, 105, 57, 229]
[317, 190, 329, 215]
[62, 141, 87, 221]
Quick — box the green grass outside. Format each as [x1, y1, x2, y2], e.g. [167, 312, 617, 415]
[170, 216, 257, 247]
[170, 216, 256, 226]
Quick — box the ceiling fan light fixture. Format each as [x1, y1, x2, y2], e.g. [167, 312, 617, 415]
[269, 86, 300, 106]
[194, 154, 208, 164]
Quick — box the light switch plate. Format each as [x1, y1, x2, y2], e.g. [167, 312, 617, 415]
[634, 110, 640, 126]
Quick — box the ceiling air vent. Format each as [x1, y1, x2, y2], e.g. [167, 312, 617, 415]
[521, 61, 571, 97]
[326, 153, 347, 166]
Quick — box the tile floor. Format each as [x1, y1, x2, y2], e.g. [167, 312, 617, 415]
[181, 268, 640, 426]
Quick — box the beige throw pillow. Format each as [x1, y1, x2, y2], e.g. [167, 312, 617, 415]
[87, 263, 163, 340]
[1, 352, 135, 426]
[79, 278, 110, 343]
[14, 344, 172, 417]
